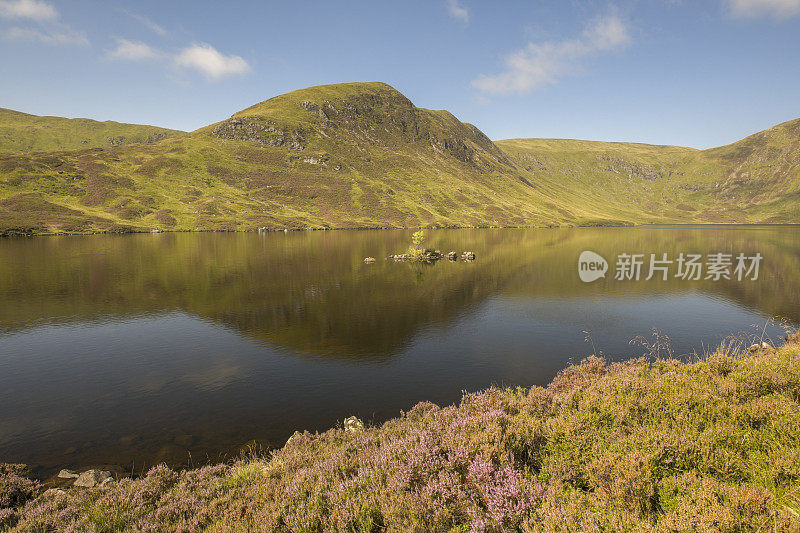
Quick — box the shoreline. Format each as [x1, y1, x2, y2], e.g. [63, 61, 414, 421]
[3, 339, 799, 530]
[3, 221, 800, 238]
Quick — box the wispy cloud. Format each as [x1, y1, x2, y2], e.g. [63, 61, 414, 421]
[727, 0, 800, 18]
[119, 8, 167, 36]
[0, 0, 56, 21]
[0, 0, 89, 46]
[105, 38, 161, 61]
[174, 43, 251, 80]
[472, 13, 630, 95]
[446, 0, 469, 23]
[3, 25, 87, 45]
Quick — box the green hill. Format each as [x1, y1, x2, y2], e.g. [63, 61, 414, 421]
[0, 107, 183, 154]
[497, 118, 800, 225]
[0, 82, 798, 235]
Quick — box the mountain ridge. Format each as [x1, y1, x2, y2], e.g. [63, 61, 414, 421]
[0, 107, 184, 154]
[0, 82, 798, 235]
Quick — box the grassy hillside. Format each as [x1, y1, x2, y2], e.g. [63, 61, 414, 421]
[496, 117, 800, 226]
[0, 83, 575, 235]
[0, 108, 183, 154]
[0, 82, 798, 235]
[4, 341, 800, 531]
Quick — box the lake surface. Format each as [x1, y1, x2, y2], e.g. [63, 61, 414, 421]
[1, 226, 799, 478]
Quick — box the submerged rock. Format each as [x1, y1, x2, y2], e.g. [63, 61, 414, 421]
[73, 469, 113, 488]
[173, 434, 194, 448]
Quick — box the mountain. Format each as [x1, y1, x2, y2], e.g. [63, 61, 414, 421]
[0, 107, 183, 153]
[497, 117, 800, 225]
[0, 82, 798, 235]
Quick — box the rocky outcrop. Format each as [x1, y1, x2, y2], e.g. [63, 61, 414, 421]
[212, 117, 305, 151]
[145, 132, 170, 144]
[517, 154, 548, 172]
[597, 155, 663, 181]
[299, 101, 327, 119]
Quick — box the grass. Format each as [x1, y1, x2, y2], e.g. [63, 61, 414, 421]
[0, 107, 183, 154]
[0, 82, 799, 236]
[495, 124, 800, 226]
[2, 339, 800, 531]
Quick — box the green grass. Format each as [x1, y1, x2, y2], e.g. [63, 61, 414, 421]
[0, 82, 798, 235]
[0, 107, 183, 154]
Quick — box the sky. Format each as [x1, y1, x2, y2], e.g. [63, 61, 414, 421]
[0, 0, 799, 149]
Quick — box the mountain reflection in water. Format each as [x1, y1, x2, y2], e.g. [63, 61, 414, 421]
[0, 227, 798, 477]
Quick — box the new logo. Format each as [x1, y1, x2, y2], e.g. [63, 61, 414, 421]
[578, 251, 608, 282]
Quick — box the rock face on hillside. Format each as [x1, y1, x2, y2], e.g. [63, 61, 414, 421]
[212, 118, 306, 150]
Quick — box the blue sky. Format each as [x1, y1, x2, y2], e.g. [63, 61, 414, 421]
[0, 0, 798, 148]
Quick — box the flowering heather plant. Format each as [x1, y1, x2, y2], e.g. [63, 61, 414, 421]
[0, 464, 41, 529]
[8, 341, 800, 531]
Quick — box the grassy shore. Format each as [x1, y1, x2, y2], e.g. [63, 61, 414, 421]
[3, 341, 800, 531]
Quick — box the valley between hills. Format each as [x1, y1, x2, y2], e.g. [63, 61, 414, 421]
[1, 81, 798, 235]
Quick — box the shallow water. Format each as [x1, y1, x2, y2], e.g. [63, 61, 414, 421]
[1, 226, 798, 477]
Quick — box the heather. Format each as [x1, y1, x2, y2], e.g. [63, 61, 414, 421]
[4, 343, 800, 532]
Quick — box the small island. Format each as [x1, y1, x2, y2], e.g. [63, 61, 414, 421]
[376, 231, 477, 262]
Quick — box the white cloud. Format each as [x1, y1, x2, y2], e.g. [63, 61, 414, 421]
[119, 8, 167, 36]
[472, 14, 630, 95]
[727, 0, 800, 18]
[1, 0, 89, 46]
[174, 43, 251, 80]
[446, 0, 469, 23]
[0, 0, 57, 21]
[3, 25, 87, 45]
[100, 39, 252, 82]
[105, 38, 161, 61]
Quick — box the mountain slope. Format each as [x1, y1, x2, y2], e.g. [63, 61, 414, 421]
[0, 82, 578, 234]
[703, 118, 800, 222]
[0, 107, 184, 154]
[0, 82, 798, 235]
[496, 119, 800, 225]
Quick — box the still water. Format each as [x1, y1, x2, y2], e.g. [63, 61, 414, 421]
[1, 227, 798, 477]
